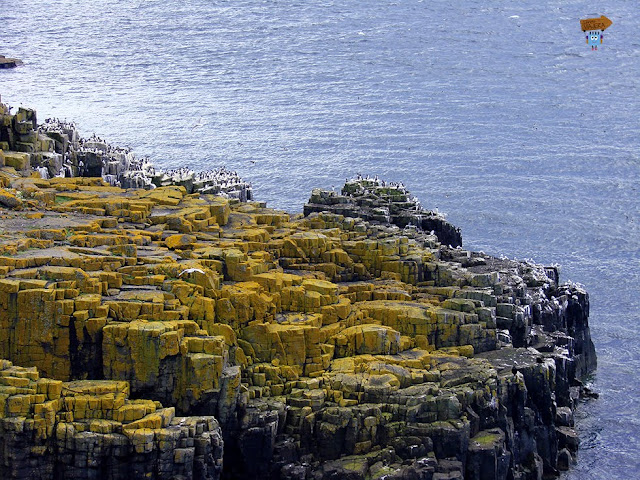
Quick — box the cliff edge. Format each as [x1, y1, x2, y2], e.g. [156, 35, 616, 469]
[0, 102, 596, 480]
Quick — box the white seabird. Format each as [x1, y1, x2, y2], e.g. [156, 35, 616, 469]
[178, 268, 206, 277]
[191, 117, 206, 130]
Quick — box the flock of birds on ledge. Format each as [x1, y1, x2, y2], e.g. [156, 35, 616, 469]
[345, 174, 425, 212]
[34, 118, 433, 209]
[37, 118, 253, 201]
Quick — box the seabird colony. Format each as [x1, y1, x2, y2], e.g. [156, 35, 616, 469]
[350, 174, 408, 193]
[38, 118, 252, 201]
[154, 166, 252, 201]
[340, 174, 436, 220]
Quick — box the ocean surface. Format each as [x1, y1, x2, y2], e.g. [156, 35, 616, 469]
[1, 0, 639, 477]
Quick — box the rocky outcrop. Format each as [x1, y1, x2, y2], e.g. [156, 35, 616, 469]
[0, 99, 252, 200]
[0, 56, 23, 69]
[0, 360, 223, 479]
[0, 102, 596, 480]
[303, 177, 462, 248]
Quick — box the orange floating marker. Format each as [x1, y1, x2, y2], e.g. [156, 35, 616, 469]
[580, 15, 613, 31]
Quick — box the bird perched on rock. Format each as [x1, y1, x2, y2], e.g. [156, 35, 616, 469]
[178, 268, 205, 277]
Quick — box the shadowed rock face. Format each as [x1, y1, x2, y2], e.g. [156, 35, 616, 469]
[0, 367, 224, 480]
[0, 103, 595, 480]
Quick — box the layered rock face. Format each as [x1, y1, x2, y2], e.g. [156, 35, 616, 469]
[0, 103, 596, 480]
[0, 361, 223, 480]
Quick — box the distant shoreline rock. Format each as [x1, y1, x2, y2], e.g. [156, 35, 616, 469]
[0, 55, 23, 69]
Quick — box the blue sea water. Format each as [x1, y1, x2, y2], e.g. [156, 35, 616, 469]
[1, 1, 639, 477]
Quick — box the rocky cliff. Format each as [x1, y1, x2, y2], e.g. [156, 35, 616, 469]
[0, 102, 596, 480]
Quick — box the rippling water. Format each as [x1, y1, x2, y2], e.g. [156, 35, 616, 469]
[2, 0, 639, 477]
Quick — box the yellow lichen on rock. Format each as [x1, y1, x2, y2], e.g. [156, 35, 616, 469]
[0, 170, 575, 480]
[0, 359, 223, 478]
